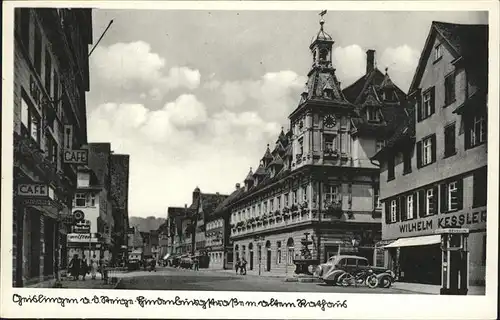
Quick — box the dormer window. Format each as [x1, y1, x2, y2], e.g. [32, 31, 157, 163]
[367, 107, 380, 122]
[382, 90, 396, 101]
[434, 44, 442, 61]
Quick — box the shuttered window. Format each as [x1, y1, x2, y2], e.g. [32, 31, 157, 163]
[419, 87, 435, 121]
[473, 167, 487, 208]
[390, 200, 397, 223]
[387, 155, 395, 181]
[440, 179, 463, 213]
[418, 134, 436, 168]
[444, 123, 456, 158]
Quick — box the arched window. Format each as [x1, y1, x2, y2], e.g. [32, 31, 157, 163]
[287, 238, 295, 265]
[319, 48, 329, 61]
[242, 245, 246, 261]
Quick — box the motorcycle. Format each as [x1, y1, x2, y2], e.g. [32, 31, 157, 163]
[337, 269, 379, 288]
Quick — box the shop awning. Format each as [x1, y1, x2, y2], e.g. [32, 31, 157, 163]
[384, 235, 441, 248]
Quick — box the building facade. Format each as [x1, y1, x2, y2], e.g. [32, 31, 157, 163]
[67, 143, 117, 265]
[224, 19, 407, 276]
[373, 21, 488, 286]
[110, 154, 130, 263]
[13, 8, 93, 287]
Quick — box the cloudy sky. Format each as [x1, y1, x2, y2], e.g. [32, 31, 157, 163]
[85, 10, 487, 218]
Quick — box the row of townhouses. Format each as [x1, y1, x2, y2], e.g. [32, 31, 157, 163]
[160, 19, 488, 287]
[12, 8, 131, 287]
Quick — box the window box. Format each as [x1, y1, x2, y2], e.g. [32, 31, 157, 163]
[324, 200, 342, 217]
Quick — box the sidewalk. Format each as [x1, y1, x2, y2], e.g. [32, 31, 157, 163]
[26, 270, 128, 289]
[392, 282, 485, 295]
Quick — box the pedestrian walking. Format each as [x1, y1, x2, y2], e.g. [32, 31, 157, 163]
[150, 258, 157, 272]
[68, 254, 80, 281]
[193, 257, 199, 271]
[241, 258, 247, 275]
[235, 259, 240, 274]
[90, 255, 99, 280]
[80, 255, 89, 281]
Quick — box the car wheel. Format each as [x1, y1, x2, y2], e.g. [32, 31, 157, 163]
[324, 280, 335, 286]
[379, 275, 393, 288]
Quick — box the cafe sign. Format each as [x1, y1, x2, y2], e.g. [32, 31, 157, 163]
[384, 209, 486, 238]
[63, 149, 88, 164]
[67, 233, 98, 243]
[17, 184, 54, 199]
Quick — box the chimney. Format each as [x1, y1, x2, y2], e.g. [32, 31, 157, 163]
[366, 49, 375, 74]
[235, 183, 240, 190]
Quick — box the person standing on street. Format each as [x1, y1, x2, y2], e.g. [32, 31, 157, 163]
[235, 259, 240, 274]
[193, 257, 199, 271]
[80, 255, 89, 281]
[68, 254, 80, 281]
[241, 258, 247, 275]
[90, 255, 99, 280]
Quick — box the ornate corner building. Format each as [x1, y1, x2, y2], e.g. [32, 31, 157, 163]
[215, 19, 410, 275]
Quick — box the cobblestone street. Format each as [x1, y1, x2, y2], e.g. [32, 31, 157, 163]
[113, 267, 409, 294]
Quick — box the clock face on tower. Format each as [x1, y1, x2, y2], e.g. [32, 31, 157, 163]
[323, 115, 336, 128]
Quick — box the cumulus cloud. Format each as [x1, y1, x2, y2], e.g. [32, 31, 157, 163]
[333, 45, 366, 83]
[87, 92, 282, 217]
[379, 45, 420, 73]
[333, 44, 419, 91]
[219, 70, 306, 122]
[90, 41, 201, 97]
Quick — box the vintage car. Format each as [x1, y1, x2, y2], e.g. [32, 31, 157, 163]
[179, 255, 194, 269]
[316, 255, 395, 287]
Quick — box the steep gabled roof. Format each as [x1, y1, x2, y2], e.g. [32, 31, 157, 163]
[371, 106, 416, 161]
[201, 193, 228, 218]
[254, 163, 266, 176]
[343, 69, 385, 104]
[409, 21, 488, 93]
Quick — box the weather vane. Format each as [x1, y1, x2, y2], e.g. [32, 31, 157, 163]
[319, 10, 327, 29]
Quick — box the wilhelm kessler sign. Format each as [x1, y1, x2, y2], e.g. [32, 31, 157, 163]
[63, 149, 88, 164]
[385, 210, 486, 238]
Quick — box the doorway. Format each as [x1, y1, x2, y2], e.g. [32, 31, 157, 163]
[399, 244, 441, 285]
[266, 241, 271, 271]
[249, 242, 254, 270]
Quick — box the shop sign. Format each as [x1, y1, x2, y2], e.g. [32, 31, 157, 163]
[23, 198, 60, 208]
[435, 228, 470, 234]
[60, 214, 75, 224]
[385, 209, 486, 238]
[67, 233, 98, 243]
[73, 225, 90, 233]
[17, 184, 54, 198]
[63, 149, 88, 164]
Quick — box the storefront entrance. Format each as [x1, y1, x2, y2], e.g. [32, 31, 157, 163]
[399, 244, 441, 285]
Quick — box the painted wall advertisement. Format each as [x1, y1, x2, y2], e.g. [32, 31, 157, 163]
[383, 209, 486, 239]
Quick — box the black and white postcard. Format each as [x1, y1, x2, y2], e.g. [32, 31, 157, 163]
[1, 1, 499, 319]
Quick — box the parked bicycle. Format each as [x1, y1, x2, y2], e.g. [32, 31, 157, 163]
[337, 269, 379, 288]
